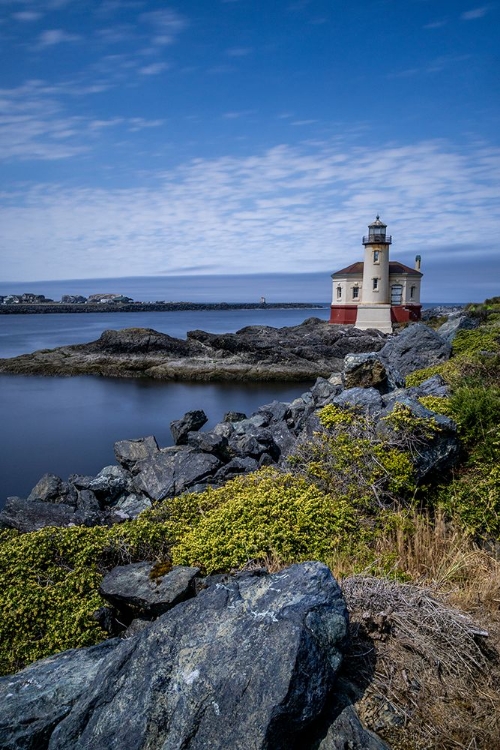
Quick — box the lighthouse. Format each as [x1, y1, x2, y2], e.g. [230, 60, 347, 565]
[329, 217, 423, 332]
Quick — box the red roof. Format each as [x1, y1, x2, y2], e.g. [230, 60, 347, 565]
[332, 260, 422, 277]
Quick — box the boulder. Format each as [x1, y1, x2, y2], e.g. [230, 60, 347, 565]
[44, 562, 349, 749]
[317, 705, 390, 749]
[333, 387, 384, 415]
[379, 323, 451, 377]
[108, 493, 151, 521]
[132, 449, 222, 501]
[114, 435, 159, 470]
[0, 640, 121, 750]
[27, 473, 76, 506]
[88, 465, 131, 502]
[0, 497, 94, 533]
[186, 430, 230, 459]
[310, 377, 342, 405]
[407, 374, 450, 399]
[170, 410, 208, 445]
[214, 456, 260, 482]
[343, 353, 389, 391]
[223, 411, 247, 422]
[437, 313, 479, 344]
[228, 424, 280, 461]
[99, 562, 200, 617]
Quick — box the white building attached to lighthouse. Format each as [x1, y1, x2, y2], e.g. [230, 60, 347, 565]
[329, 216, 423, 333]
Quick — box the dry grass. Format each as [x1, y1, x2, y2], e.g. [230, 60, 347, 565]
[340, 576, 500, 750]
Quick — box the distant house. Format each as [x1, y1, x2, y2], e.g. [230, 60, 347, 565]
[329, 216, 423, 333]
[86, 293, 132, 304]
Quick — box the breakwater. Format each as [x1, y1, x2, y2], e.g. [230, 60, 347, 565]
[0, 302, 324, 315]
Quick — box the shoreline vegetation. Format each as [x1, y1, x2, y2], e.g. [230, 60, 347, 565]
[1, 298, 500, 748]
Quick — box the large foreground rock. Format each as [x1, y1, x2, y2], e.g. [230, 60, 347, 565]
[0, 563, 362, 750]
[0, 640, 121, 749]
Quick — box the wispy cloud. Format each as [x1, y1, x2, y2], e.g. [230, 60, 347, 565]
[139, 61, 169, 75]
[226, 47, 252, 57]
[12, 11, 43, 22]
[139, 9, 188, 46]
[0, 80, 165, 159]
[461, 7, 489, 20]
[423, 19, 447, 29]
[2, 138, 499, 280]
[37, 28, 81, 47]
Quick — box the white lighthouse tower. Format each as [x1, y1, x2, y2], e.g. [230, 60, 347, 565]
[355, 215, 393, 333]
[329, 216, 423, 332]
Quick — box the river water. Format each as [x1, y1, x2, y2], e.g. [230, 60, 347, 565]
[0, 306, 325, 505]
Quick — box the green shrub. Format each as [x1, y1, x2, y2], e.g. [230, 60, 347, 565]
[290, 405, 416, 509]
[448, 386, 500, 460]
[437, 460, 500, 538]
[172, 469, 363, 573]
[405, 363, 451, 388]
[0, 519, 173, 675]
[418, 395, 453, 417]
[452, 328, 500, 356]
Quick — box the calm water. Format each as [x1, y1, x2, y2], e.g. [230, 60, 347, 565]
[0, 307, 328, 360]
[0, 274, 458, 507]
[0, 374, 312, 505]
[0, 305, 321, 505]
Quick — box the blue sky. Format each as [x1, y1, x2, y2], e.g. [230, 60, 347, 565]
[1, 0, 499, 300]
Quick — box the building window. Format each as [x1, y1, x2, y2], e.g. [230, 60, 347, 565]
[372, 278, 379, 291]
[391, 284, 403, 305]
[373, 250, 379, 264]
[410, 285, 415, 300]
[352, 286, 359, 300]
[336, 285, 342, 299]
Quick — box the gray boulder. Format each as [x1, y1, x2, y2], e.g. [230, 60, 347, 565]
[88, 465, 131, 501]
[343, 353, 389, 391]
[317, 704, 390, 749]
[0, 640, 121, 750]
[46, 562, 349, 750]
[170, 409, 208, 445]
[228, 424, 280, 461]
[407, 373, 450, 399]
[114, 435, 159, 470]
[108, 493, 152, 521]
[132, 449, 222, 500]
[310, 377, 342, 405]
[379, 323, 451, 377]
[186, 430, 230, 459]
[437, 313, 479, 344]
[0, 497, 94, 533]
[27, 473, 76, 506]
[214, 455, 260, 482]
[99, 562, 200, 617]
[333, 387, 384, 415]
[223, 411, 247, 422]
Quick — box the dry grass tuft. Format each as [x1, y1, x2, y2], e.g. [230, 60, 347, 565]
[340, 575, 500, 750]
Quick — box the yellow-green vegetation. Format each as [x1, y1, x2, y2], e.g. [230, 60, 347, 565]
[172, 470, 363, 572]
[1, 298, 500, 681]
[0, 520, 173, 675]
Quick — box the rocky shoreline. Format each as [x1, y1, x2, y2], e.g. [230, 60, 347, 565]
[0, 321, 456, 531]
[0, 317, 388, 380]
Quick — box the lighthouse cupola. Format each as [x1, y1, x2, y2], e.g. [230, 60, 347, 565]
[363, 215, 392, 245]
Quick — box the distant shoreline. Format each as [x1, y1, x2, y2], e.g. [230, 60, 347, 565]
[0, 302, 325, 315]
